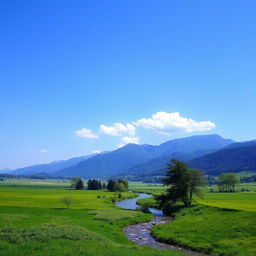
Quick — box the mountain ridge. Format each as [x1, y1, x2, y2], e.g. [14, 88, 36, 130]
[6, 134, 237, 178]
[53, 134, 235, 178]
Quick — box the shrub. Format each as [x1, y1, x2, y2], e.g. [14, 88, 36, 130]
[60, 196, 73, 208]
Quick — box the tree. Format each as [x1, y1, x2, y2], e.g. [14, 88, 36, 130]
[61, 196, 73, 208]
[74, 178, 84, 190]
[107, 180, 115, 192]
[118, 179, 128, 191]
[218, 173, 239, 192]
[188, 169, 206, 203]
[158, 159, 206, 208]
[114, 182, 126, 192]
[87, 179, 92, 189]
[71, 177, 80, 188]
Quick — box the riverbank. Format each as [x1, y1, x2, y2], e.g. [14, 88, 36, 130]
[151, 204, 256, 256]
[119, 192, 256, 256]
[117, 193, 205, 256]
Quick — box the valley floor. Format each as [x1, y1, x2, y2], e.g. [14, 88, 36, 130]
[0, 186, 256, 256]
[0, 187, 183, 256]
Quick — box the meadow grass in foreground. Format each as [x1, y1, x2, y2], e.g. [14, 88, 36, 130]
[0, 187, 184, 256]
[151, 205, 256, 256]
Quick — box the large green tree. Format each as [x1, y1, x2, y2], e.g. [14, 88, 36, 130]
[158, 159, 206, 208]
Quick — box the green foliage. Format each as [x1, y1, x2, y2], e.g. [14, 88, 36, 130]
[106, 180, 115, 191]
[118, 179, 129, 190]
[70, 177, 80, 188]
[218, 173, 239, 192]
[107, 180, 128, 192]
[159, 159, 206, 207]
[151, 205, 256, 256]
[136, 197, 159, 209]
[74, 178, 84, 190]
[87, 179, 103, 190]
[113, 182, 126, 192]
[60, 197, 73, 208]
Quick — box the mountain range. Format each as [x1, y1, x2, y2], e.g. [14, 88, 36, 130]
[8, 154, 98, 176]
[5, 134, 254, 178]
[188, 142, 256, 175]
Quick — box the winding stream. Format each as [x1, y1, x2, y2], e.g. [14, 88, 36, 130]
[116, 193, 205, 256]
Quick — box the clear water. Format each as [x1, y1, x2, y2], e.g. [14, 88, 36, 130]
[116, 193, 164, 216]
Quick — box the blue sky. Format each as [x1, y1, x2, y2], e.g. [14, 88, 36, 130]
[0, 0, 256, 169]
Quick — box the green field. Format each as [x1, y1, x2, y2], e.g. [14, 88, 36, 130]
[196, 192, 256, 211]
[134, 183, 256, 255]
[129, 182, 166, 194]
[151, 205, 256, 256]
[1, 180, 256, 256]
[0, 179, 71, 188]
[0, 187, 183, 256]
[130, 181, 256, 193]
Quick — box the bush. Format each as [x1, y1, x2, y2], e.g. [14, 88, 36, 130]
[162, 201, 183, 215]
[113, 182, 126, 192]
[60, 196, 73, 208]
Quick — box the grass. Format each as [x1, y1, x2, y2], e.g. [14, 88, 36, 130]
[136, 190, 256, 211]
[1, 181, 256, 256]
[196, 192, 256, 211]
[0, 187, 137, 209]
[135, 187, 256, 255]
[130, 181, 256, 194]
[151, 205, 256, 256]
[0, 179, 71, 189]
[129, 182, 166, 194]
[0, 187, 183, 256]
[136, 197, 160, 209]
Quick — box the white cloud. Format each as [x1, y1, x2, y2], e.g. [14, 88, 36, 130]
[118, 136, 139, 148]
[91, 150, 101, 154]
[134, 112, 215, 135]
[38, 149, 48, 153]
[75, 128, 99, 138]
[99, 122, 136, 137]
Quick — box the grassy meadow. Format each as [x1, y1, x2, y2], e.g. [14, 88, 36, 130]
[0, 186, 184, 256]
[1, 180, 256, 256]
[196, 192, 256, 211]
[0, 179, 71, 189]
[133, 181, 256, 255]
[151, 205, 256, 256]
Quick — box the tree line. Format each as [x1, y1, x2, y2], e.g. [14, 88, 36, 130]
[71, 177, 128, 192]
[87, 179, 106, 190]
[106, 179, 128, 192]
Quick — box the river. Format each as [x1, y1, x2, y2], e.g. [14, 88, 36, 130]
[116, 193, 206, 256]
